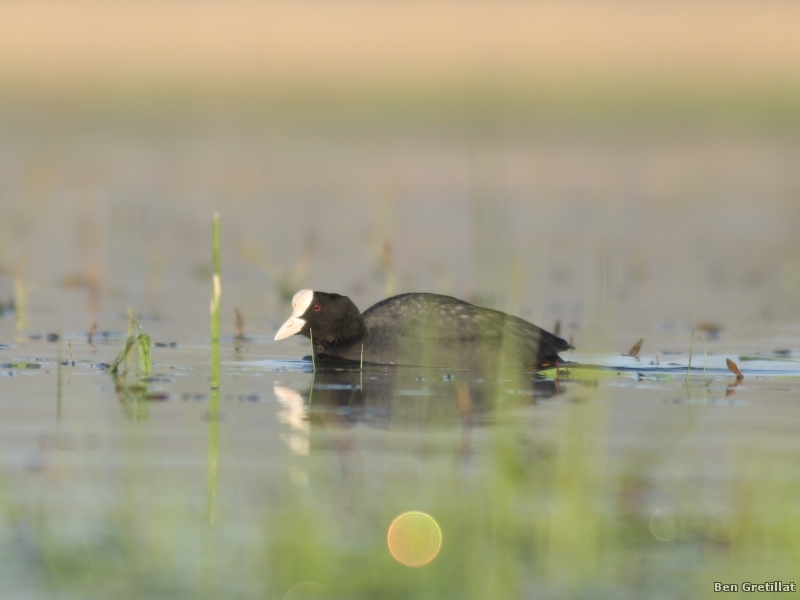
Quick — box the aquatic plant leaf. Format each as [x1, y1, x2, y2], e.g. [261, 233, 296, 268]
[726, 358, 744, 381]
[626, 338, 644, 359]
[109, 335, 138, 375]
[138, 333, 152, 377]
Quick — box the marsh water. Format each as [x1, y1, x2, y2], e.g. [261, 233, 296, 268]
[2, 124, 800, 599]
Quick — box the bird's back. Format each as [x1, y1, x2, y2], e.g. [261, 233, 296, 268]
[360, 293, 569, 369]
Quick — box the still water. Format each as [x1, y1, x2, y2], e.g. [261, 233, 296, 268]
[1, 316, 799, 599]
[2, 127, 800, 598]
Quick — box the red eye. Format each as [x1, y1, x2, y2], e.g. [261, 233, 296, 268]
[312, 303, 322, 311]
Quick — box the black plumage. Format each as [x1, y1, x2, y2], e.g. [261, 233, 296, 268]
[275, 290, 572, 371]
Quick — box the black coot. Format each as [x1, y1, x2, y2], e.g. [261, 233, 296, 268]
[275, 290, 573, 370]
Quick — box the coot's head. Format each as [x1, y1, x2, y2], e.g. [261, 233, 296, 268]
[274, 289, 364, 344]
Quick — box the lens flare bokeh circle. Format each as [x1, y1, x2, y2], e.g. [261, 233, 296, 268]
[386, 511, 442, 567]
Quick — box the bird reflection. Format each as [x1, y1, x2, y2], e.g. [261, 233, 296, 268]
[273, 359, 563, 513]
[274, 357, 561, 448]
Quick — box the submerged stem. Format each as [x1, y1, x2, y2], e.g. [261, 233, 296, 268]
[309, 328, 316, 372]
[686, 323, 695, 384]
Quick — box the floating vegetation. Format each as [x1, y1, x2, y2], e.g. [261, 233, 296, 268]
[107, 310, 155, 419]
[108, 312, 152, 378]
[739, 355, 800, 363]
[0, 362, 41, 370]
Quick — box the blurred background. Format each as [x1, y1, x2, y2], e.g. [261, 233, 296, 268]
[2, 0, 800, 342]
[3, 4, 800, 599]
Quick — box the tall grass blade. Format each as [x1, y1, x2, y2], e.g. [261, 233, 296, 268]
[309, 328, 316, 372]
[138, 333, 152, 377]
[109, 335, 137, 376]
[208, 213, 221, 525]
[56, 333, 64, 425]
[210, 213, 221, 392]
[13, 255, 27, 335]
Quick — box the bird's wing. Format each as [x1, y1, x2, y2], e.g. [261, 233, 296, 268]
[364, 294, 569, 350]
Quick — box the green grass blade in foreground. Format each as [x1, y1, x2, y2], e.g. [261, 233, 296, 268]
[208, 212, 221, 525]
[7, 367, 800, 599]
[309, 328, 316, 371]
[210, 212, 221, 393]
[686, 323, 695, 385]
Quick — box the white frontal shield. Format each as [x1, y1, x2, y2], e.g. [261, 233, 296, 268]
[274, 289, 313, 341]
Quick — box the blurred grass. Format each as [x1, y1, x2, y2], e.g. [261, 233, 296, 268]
[2, 379, 799, 599]
[3, 82, 800, 135]
[208, 213, 221, 525]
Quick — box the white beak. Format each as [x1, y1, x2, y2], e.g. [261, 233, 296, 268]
[275, 316, 306, 341]
[275, 289, 314, 341]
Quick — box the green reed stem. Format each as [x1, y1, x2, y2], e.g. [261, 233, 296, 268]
[138, 333, 152, 377]
[685, 323, 695, 385]
[702, 335, 708, 405]
[210, 213, 221, 392]
[13, 259, 27, 334]
[208, 213, 221, 525]
[702, 336, 707, 375]
[309, 328, 316, 372]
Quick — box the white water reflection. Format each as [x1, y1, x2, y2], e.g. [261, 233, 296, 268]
[274, 382, 310, 456]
